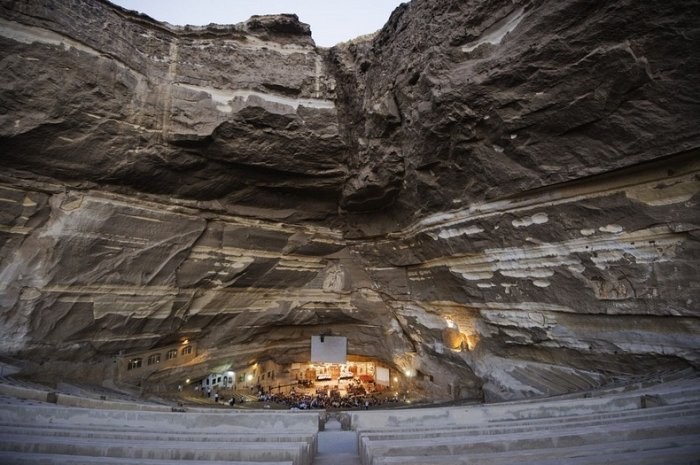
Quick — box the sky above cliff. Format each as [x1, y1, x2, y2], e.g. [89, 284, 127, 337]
[111, 0, 404, 47]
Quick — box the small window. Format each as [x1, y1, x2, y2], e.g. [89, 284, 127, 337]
[166, 349, 177, 360]
[127, 358, 142, 370]
[181, 345, 192, 355]
[147, 354, 161, 365]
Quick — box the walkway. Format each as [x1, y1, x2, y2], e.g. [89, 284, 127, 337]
[313, 419, 361, 465]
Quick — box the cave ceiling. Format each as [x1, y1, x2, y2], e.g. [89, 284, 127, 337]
[0, 0, 698, 401]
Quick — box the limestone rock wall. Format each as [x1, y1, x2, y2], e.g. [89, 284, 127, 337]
[0, 0, 345, 219]
[335, 0, 700, 220]
[0, 0, 698, 401]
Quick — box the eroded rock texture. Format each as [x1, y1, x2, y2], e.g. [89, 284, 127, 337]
[0, 0, 699, 401]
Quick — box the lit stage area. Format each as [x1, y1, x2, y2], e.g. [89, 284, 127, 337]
[158, 336, 428, 409]
[197, 356, 403, 402]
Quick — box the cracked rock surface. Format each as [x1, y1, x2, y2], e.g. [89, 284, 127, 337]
[0, 0, 698, 401]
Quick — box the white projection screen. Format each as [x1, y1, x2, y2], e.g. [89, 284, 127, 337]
[310, 336, 347, 363]
[376, 367, 390, 386]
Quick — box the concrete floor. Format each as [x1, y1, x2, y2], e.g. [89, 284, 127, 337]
[314, 419, 361, 465]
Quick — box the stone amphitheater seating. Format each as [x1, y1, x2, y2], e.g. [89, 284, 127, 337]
[1, 372, 699, 464]
[0, 393, 318, 465]
[353, 373, 700, 465]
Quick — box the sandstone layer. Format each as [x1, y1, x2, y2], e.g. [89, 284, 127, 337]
[0, 0, 698, 401]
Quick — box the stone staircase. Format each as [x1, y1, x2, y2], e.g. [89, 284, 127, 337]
[313, 419, 361, 465]
[353, 373, 700, 465]
[0, 395, 319, 465]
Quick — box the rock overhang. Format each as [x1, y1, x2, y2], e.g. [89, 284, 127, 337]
[0, 0, 698, 401]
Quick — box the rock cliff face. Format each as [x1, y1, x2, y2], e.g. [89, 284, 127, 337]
[0, 0, 698, 401]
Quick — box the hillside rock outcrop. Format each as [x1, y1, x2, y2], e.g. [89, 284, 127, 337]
[0, 0, 698, 401]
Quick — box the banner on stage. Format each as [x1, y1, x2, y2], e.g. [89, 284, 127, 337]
[310, 336, 347, 363]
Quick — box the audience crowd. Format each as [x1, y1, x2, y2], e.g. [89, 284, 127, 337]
[193, 377, 406, 410]
[258, 388, 401, 410]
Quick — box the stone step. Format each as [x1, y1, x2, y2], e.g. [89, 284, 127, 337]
[358, 404, 700, 449]
[0, 424, 318, 457]
[0, 435, 310, 465]
[0, 451, 293, 465]
[313, 454, 362, 465]
[360, 415, 700, 465]
[0, 424, 316, 445]
[505, 445, 700, 465]
[355, 400, 700, 439]
[479, 375, 700, 406]
[370, 438, 700, 465]
[361, 422, 698, 460]
[497, 370, 699, 405]
[0, 404, 320, 433]
[487, 384, 700, 421]
[351, 382, 700, 431]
